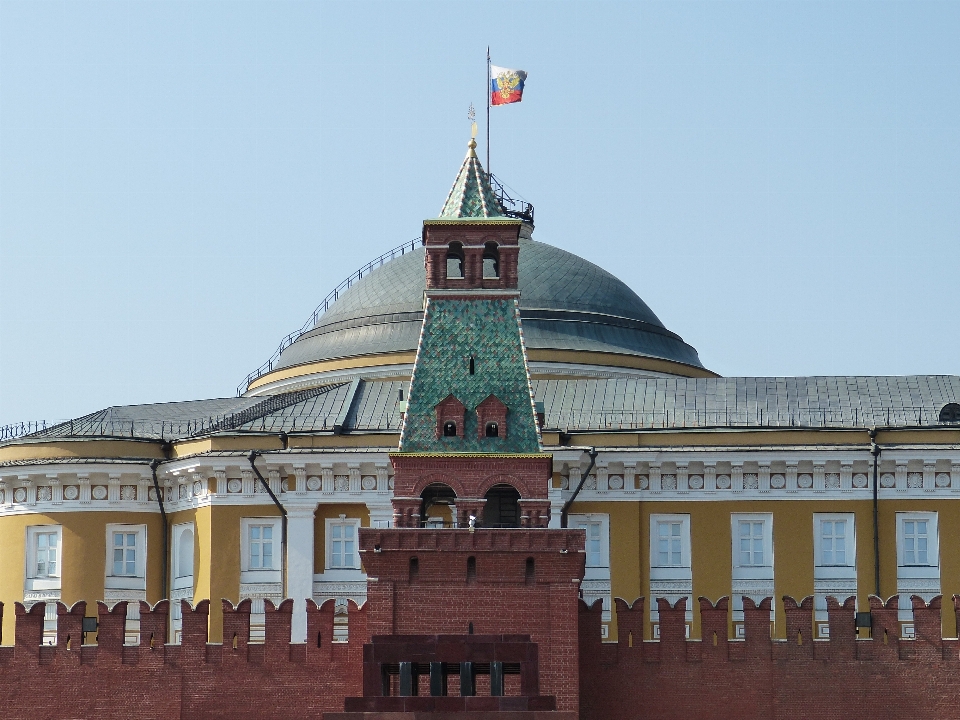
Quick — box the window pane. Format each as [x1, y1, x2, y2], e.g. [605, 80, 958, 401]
[251, 526, 260, 540]
[263, 526, 272, 541]
[115, 533, 124, 547]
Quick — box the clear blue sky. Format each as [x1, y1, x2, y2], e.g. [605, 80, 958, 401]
[1, 1, 958, 427]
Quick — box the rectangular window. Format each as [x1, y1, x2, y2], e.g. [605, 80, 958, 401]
[820, 519, 847, 565]
[570, 514, 612, 623]
[813, 513, 857, 629]
[649, 514, 692, 624]
[656, 521, 683, 567]
[730, 513, 774, 628]
[330, 523, 356, 568]
[583, 521, 602, 567]
[738, 520, 766, 566]
[24, 525, 63, 607]
[896, 512, 940, 625]
[104, 524, 146, 581]
[112, 531, 138, 576]
[35, 531, 59, 578]
[249, 524, 274, 569]
[902, 519, 929, 565]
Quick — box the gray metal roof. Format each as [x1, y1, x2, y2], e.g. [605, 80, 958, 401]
[273, 239, 706, 372]
[534, 375, 960, 431]
[10, 376, 958, 448]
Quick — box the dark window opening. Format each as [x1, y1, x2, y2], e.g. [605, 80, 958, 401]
[525, 557, 535, 585]
[469, 356, 475, 375]
[482, 242, 500, 279]
[482, 484, 521, 528]
[940, 403, 960, 423]
[443, 421, 457, 437]
[446, 242, 464, 279]
[485, 422, 499, 438]
[420, 482, 457, 528]
[409, 557, 419, 583]
[467, 556, 477, 584]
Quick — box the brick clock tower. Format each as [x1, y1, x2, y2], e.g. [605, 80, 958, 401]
[341, 138, 585, 719]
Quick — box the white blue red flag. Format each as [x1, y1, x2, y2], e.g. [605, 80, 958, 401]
[490, 65, 527, 106]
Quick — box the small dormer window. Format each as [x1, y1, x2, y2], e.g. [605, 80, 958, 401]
[485, 422, 499, 437]
[482, 242, 500, 279]
[940, 403, 960, 423]
[443, 421, 458, 437]
[446, 242, 464, 279]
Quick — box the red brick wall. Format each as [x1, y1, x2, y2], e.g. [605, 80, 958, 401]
[9, 534, 960, 720]
[580, 594, 960, 720]
[0, 598, 364, 720]
[360, 528, 586, 713]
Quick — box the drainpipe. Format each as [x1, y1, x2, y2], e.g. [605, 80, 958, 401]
[248, 451, 288, 600]
[560, 448, 599, 529]
[869, 428, 881, 597]
[150, 459, 169, 601]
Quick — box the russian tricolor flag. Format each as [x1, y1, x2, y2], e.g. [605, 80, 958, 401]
[490, 65, 527, 106]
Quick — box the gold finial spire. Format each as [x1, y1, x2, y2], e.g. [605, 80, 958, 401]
[467, 103, 478, 155]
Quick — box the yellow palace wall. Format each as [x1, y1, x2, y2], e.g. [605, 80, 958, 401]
[0, 511, 164, 643]
[571, 496, 960, 643]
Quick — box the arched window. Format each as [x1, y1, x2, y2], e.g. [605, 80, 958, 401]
[420, 482, 456, 528]
[485, 422, 499, 438]
[443, 421, 457, 437]
[446, 242, 464, 279]
[176, 528, 194, 578]
[940, 403, 960, 423]
[482, 484, 521, 528]
[482, 242, 500, 279]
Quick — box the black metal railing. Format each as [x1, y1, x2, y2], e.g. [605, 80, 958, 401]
[237, 237, 421, 395]
[0, 421, 51, 442]
[488, 173, 534, 225]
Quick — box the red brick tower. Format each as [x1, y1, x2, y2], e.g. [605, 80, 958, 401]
[343, 137, 585, 717]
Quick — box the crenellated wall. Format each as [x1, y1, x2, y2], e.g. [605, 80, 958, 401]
[580, 594, 960, 720]
[0, 598, 366, 720]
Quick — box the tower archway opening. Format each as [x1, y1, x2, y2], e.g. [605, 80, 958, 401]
[482, 484, 521, 528]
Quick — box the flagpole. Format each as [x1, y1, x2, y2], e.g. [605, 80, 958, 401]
[486, 46, 491, 173]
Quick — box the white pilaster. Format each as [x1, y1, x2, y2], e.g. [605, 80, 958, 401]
[285, 500, 319, 644]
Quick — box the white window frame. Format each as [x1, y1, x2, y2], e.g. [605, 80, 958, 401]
[569, 514, 610, 577]
[25, 525, 63, 596]
[814, 513, 856, 568]
[896, 512, 939, 568]
[649, 514, 693, 623]
[570, 513, 612, 622]
[325, 516, 361, 571]
[813, 513, 857, 627]
[240, 517, 283, 584]
[104, 524, 147, 591]
[733, 515, 773, 571]
[171, 522, 195, 587]
[650, 514, 691, 573]
[896, 511, 940, 624]
[730, 513, 774, 624]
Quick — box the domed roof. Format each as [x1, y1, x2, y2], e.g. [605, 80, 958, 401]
[272, 239, 707, 374]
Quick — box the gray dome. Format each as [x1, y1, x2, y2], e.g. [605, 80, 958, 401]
[274, 239, 706, 372]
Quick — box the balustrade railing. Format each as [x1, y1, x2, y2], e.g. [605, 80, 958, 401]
[237, 237, 421, 396]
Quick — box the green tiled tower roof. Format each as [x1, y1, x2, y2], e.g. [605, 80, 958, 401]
[399, 297, 541, 453]
[438, 138, 507, 219]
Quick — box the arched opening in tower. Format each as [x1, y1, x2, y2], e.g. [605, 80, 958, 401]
[420, 482, 457, 528]
[482, 484, 521, 528]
